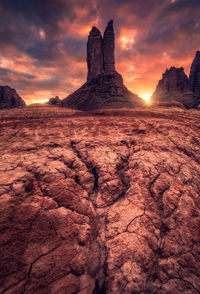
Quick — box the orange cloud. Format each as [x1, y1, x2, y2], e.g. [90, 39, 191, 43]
[0, 0, 199, 104]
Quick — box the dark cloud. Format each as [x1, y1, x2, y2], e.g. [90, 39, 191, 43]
[36, 77, 68, 90]
[63, 39, 86, 61]
[0, 67, 35, 79]
[0, 0, 78, 27]
[167, 0, 200, 12]
[0, 0, 96, 59]
[0, 0, 200, 102]
[25, 40, 62, 61]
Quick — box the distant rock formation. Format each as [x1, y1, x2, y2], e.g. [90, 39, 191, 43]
[47, 96, 61, 105]
[0, 85, 26, 110]
[62, 20, 144, 110]
[152, 67, 194, 107]
[189, 51, 200, 99]
[152, 51, 200, 108]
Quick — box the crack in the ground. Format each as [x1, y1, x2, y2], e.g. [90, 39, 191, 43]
[1, 110, 200, 294]
[70, 140, 99, 192]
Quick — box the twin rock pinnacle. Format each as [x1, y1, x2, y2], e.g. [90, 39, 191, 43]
[87, 20, 115, 81]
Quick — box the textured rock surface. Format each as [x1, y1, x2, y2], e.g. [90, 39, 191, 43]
[62, 20, 143, 110]
[0, 105, 200, 293]
[103, 20, 115, 72]
[152, 67, 195, 107]
[153, 51, 200, 108]
[62, 71, 144, 110]
[0, 85, 26, 109]
[87, 27, 104, 82]
[189, 51, 200, 101]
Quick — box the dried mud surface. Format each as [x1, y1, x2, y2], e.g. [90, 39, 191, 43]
[0, 105, 200, 294]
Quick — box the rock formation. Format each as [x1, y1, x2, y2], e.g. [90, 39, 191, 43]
[152, 67, 194, 107]
[62, 71, 143, 111]
[48, 96, 61, 105]
[87, 27, 104, 81]
[0, 85, 26, 109]
[1, 105, 200, 293]
[103, 20, 115, 72]
[152, 51, 200, 108]
[189, 51, 200, 100]
[62, 20, 144, 110]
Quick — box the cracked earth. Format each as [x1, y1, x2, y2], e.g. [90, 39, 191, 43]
[0, 105, 200, 294]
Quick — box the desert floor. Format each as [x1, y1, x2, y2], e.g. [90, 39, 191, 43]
[0, 105, 200, 294]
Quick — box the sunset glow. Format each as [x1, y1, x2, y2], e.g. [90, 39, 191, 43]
[120, 36, 134, 50]
[1, 3, 200, 294]
[39, 29, 46, 40]
[28, 98, 49, 105]
[140, 93, 152, 104]
[0, 1, 199, 104]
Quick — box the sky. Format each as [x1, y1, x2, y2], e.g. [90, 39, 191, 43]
[0, 0, 200, 104]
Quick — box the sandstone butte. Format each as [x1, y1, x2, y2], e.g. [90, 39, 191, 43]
[62, 20, 145, 110]
[2, 22, 200, 111]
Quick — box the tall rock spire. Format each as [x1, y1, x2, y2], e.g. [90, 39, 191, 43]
[103, 20, 115, 72]
[62, 20, 144, 110]
[189, 51, 200, 96]
[87, 26, 104, 81]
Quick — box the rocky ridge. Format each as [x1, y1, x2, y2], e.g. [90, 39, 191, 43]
[62, 20, 144, 110]
[152, 52, 200, 108]
[0, 85, 26, 109]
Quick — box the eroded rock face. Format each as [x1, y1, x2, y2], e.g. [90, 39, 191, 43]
[87, 20, 115, 82]
[0, 105, 200, 293]
[152, 67, 195, 107]
[153, 51, 200, 108]
[62, 20, 143, 110]
[189, 51, 200, 100]
[62, 71, 144, 110]
[87, 27, 104, 82]
[0, 85, 26, 109]
[103, 20, 115, 72]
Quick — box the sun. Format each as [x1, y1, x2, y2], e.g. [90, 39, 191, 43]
[120, 36, 134, 50]
[141, 93, 152, 104]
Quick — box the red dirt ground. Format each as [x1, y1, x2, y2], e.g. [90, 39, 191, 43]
[0, 105, 200, 294]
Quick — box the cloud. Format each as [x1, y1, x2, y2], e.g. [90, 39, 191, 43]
[0, 0, 200, 103]
[0, 67, 35, 79]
